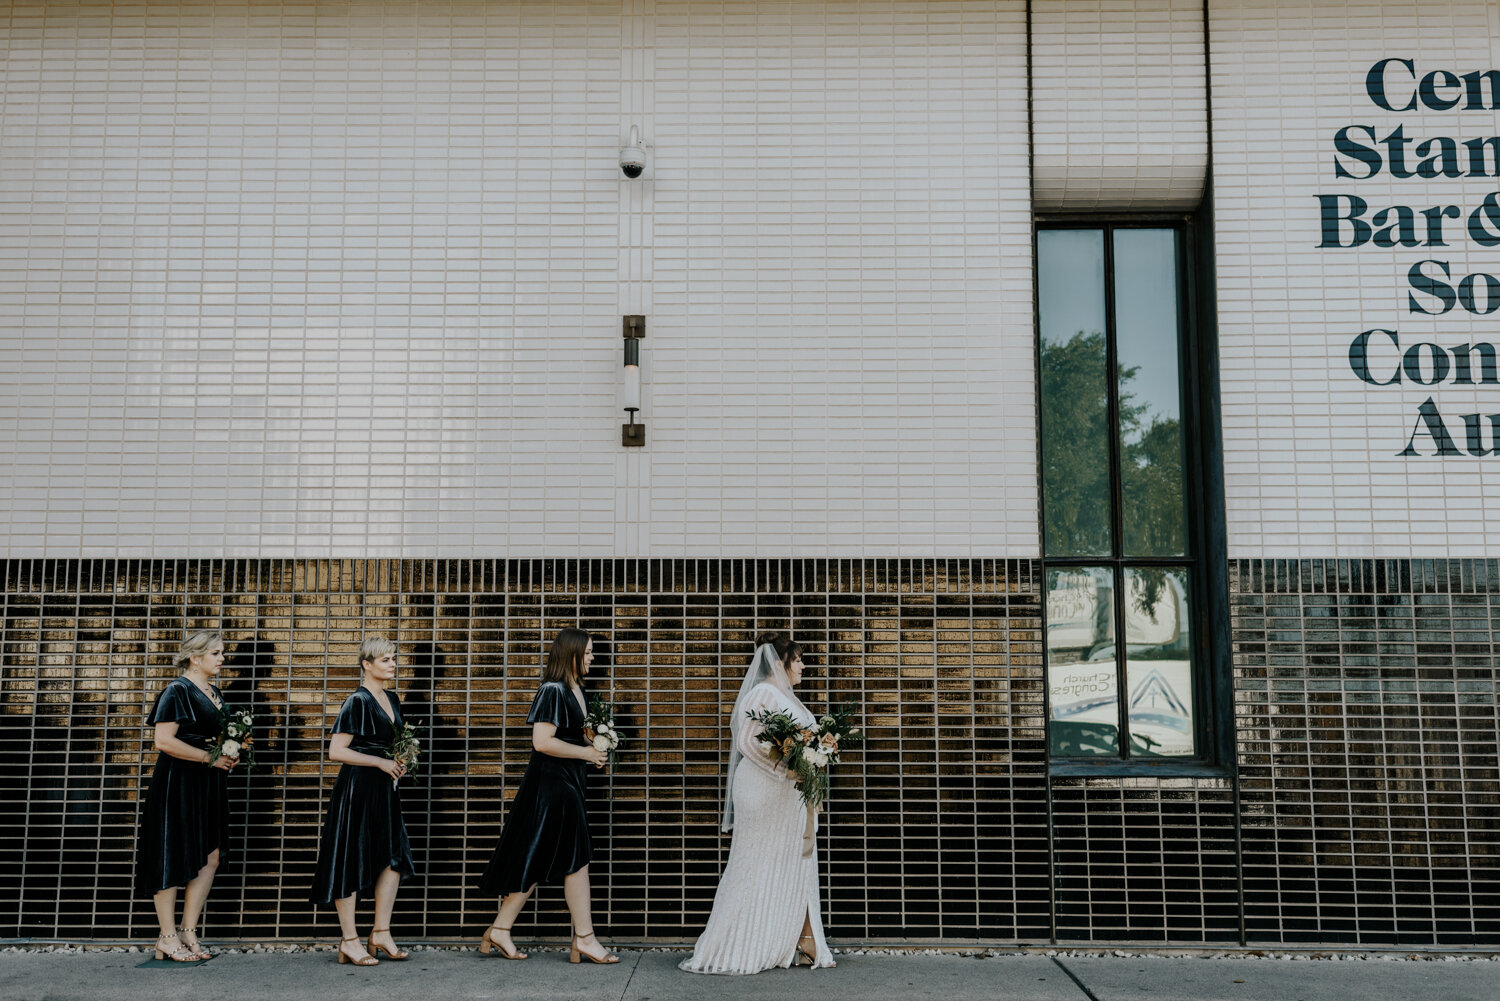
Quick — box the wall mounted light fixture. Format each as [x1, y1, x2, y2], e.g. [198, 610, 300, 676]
[622, 315, 645, 446]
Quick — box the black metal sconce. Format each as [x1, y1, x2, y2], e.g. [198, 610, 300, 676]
[622, 315, 645, 446]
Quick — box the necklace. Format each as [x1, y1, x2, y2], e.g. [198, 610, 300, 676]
[185, 672, 222, 709]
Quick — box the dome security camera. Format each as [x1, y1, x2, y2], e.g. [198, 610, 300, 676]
[619, 125, 646, 179]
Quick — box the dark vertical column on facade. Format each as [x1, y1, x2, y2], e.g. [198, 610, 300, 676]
[0, 558, 1050, 942]
[1234, 559, 1500, 946]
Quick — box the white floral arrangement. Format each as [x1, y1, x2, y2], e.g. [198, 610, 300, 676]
[747, 705, 864, 809]
[584, 696, 622, 764]
[208, 707, 254, 766]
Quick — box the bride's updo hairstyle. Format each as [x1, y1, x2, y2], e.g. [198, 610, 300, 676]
[755, 631, 803, 665]
[173, 629, 223, 671]
[543, 627, 592, 686]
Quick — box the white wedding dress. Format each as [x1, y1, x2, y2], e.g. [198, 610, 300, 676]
[680, 676, 835, 974]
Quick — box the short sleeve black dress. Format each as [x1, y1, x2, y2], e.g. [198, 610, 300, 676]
[136, 678, 232, 894]
[309, 687, 417, 904]
[477, 681, 593, 896]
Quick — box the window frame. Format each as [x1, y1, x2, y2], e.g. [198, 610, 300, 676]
[1034, 213, 1229, 776]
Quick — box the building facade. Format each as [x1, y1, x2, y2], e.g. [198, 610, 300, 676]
[1, 0, 1497, 946]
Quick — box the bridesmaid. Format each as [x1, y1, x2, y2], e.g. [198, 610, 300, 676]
[310, 635, 417, 966]
[136, 629, 240, 962]
[475, 627, 618, 964]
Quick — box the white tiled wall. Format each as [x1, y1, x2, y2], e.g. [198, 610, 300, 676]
[1211, 0, 1500, 556]
[1031, 0, 1208, 211]
[0, 0, 1036, 558]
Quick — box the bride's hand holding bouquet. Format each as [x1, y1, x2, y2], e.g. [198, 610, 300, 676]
[747, 703, 864, 810]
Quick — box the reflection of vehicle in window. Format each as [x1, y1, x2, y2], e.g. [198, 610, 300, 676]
[1050, 572, 1194, 758]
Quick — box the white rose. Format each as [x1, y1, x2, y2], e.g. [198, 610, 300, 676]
[221, 740, 241, 759]
[592, 733, 612, 751]
[598, 723, 614, 736]
[803, 748, 828, 768]
[756, 739, 772, 755]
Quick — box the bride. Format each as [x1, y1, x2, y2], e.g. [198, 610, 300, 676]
[680, 633, 836, 974]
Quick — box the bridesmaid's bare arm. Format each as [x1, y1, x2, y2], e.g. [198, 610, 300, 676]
[153, 721, 236, 771]
[328, 731, 404, 779]
[533, 721, 607, 767]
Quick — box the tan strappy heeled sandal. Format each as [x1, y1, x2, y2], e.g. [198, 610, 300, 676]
[336, 935, 378, 966]
[367, 927, 409, 961]
[569, 930, 620, 965]
[478, 924, 527, 960]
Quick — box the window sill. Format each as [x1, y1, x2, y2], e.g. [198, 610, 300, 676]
[1048, 759, 1232, 780]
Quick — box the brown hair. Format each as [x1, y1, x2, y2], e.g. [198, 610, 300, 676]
[755, 631, 804, 665]
[542, 627, 591, 686]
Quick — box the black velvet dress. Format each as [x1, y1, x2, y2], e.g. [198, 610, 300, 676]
[309, 687, 417, 904]
[136, 678, 231, 894]
[477, 681, 593, 895]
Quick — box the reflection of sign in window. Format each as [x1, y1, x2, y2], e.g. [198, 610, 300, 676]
[1049, 661, 1194, 757]
[1124, 572, 1178, 646]
[1046, 571, 1105, 652]
[1130, 666, 1192, 725]
[1049, 665, 1115, 719]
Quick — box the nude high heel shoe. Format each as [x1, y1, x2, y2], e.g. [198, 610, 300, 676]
[569, 930, 620, 965]
[337, 935, 378, 966]
[478, 924, 528, 960]
[177, 926, 210, 961]
[153, 933, 197, 963]
[367, 927, 409, 961]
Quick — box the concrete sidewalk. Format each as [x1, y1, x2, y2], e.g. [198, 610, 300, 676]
[2, 947, 1498, 1001]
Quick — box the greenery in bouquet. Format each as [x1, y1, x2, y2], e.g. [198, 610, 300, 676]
[388, 721, 424, 784]
[584, 696, 622, 764]
[746, 703, 864, 810]
[208, 706, 255, 766]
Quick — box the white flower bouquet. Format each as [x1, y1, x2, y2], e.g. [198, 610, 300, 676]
[584, 696, 622, 765]
[746, 704, 864, 810]
[208, 706, 254, 766]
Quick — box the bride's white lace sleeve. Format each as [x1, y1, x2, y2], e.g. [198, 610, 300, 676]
[735, 684, 787, 778]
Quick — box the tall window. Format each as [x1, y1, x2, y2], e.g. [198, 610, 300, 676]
[1038, 225, 1202, 761]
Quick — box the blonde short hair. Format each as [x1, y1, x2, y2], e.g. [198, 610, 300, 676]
[359, 635, 396, 668]
[174, 629, 223, 671]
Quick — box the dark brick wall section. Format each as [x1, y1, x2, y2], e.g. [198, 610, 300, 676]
[1232, 559, 1500, 946]
[1051, 776, 1239, 943]
[0, 558, 1049, 942]
[3, 557, 1498, 946]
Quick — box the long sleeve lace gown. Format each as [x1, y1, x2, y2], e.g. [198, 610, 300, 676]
[679, 680, 835, 974]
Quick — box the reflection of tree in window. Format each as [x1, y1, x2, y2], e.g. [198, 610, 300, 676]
[1039, 329, 1110, 557]
[1040, 329, 1184, 574]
